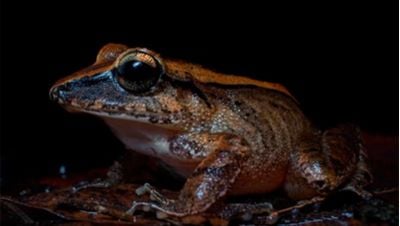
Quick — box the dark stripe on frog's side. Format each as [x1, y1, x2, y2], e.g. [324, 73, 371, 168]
[196, 82, 308, 158]
[228, 96, 273, 152]
[197, 83, 307, 151]
[265, 92, 308, 146]
[265, 102, 290, 150]
[234, 87, 305, 146]
[200, 85, 311, 195]
[236, 89, 300, 151]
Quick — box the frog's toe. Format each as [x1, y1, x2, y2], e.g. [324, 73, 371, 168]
[125, 201, 139, 215]
[135, 183, 152, 196]
[126, 201, 151, 215]
[135, 183, 171, 205]
[125, 200, 185, 218]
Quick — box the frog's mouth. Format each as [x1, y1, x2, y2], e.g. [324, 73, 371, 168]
[50, 85, 177, 126]
[55, 100, 178, 127]
[83, 108, 177, 125]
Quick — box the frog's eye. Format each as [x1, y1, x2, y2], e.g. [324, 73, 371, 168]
[115, 50, 163, 93]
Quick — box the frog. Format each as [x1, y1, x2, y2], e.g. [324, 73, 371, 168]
[49, 43, 372, 221]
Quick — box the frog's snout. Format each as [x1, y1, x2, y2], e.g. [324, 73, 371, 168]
[49, 86, 60, 101]
[49, 82, 72, 104]
[49, 84, 83, 113]
[49, 85, 65, 103]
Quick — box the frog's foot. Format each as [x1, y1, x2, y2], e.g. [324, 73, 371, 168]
[128, 183, 218, 218]
[64, 161, 124, 193]
[126, 201, 181, 219]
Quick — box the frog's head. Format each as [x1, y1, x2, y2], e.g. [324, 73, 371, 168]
[50, 44, 200, 128]
[50, 43, 294, 128]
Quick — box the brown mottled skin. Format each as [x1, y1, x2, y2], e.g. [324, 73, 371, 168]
[50, 43, 372, 218]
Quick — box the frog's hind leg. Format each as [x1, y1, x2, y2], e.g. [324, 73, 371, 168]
[322, 125, 373, 198]
[285, 124, 372, 200]
[126, 133, 251, 217]
[339, 136, 372, 198]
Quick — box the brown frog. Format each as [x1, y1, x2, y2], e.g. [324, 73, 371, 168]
[49, 43, 372, 220]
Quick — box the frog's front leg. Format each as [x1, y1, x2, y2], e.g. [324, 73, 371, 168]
[127, 133, 250, 217]
[284, 125, 372, 200]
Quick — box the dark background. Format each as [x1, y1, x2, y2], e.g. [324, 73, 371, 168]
[0, 2, 398, 191]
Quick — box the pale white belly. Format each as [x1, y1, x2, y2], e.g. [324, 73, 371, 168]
[102, 117, 176, 156]
[101, 117, 198, 177]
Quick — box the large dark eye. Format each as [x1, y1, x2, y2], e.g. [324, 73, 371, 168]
[116, 50, 163, 93]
